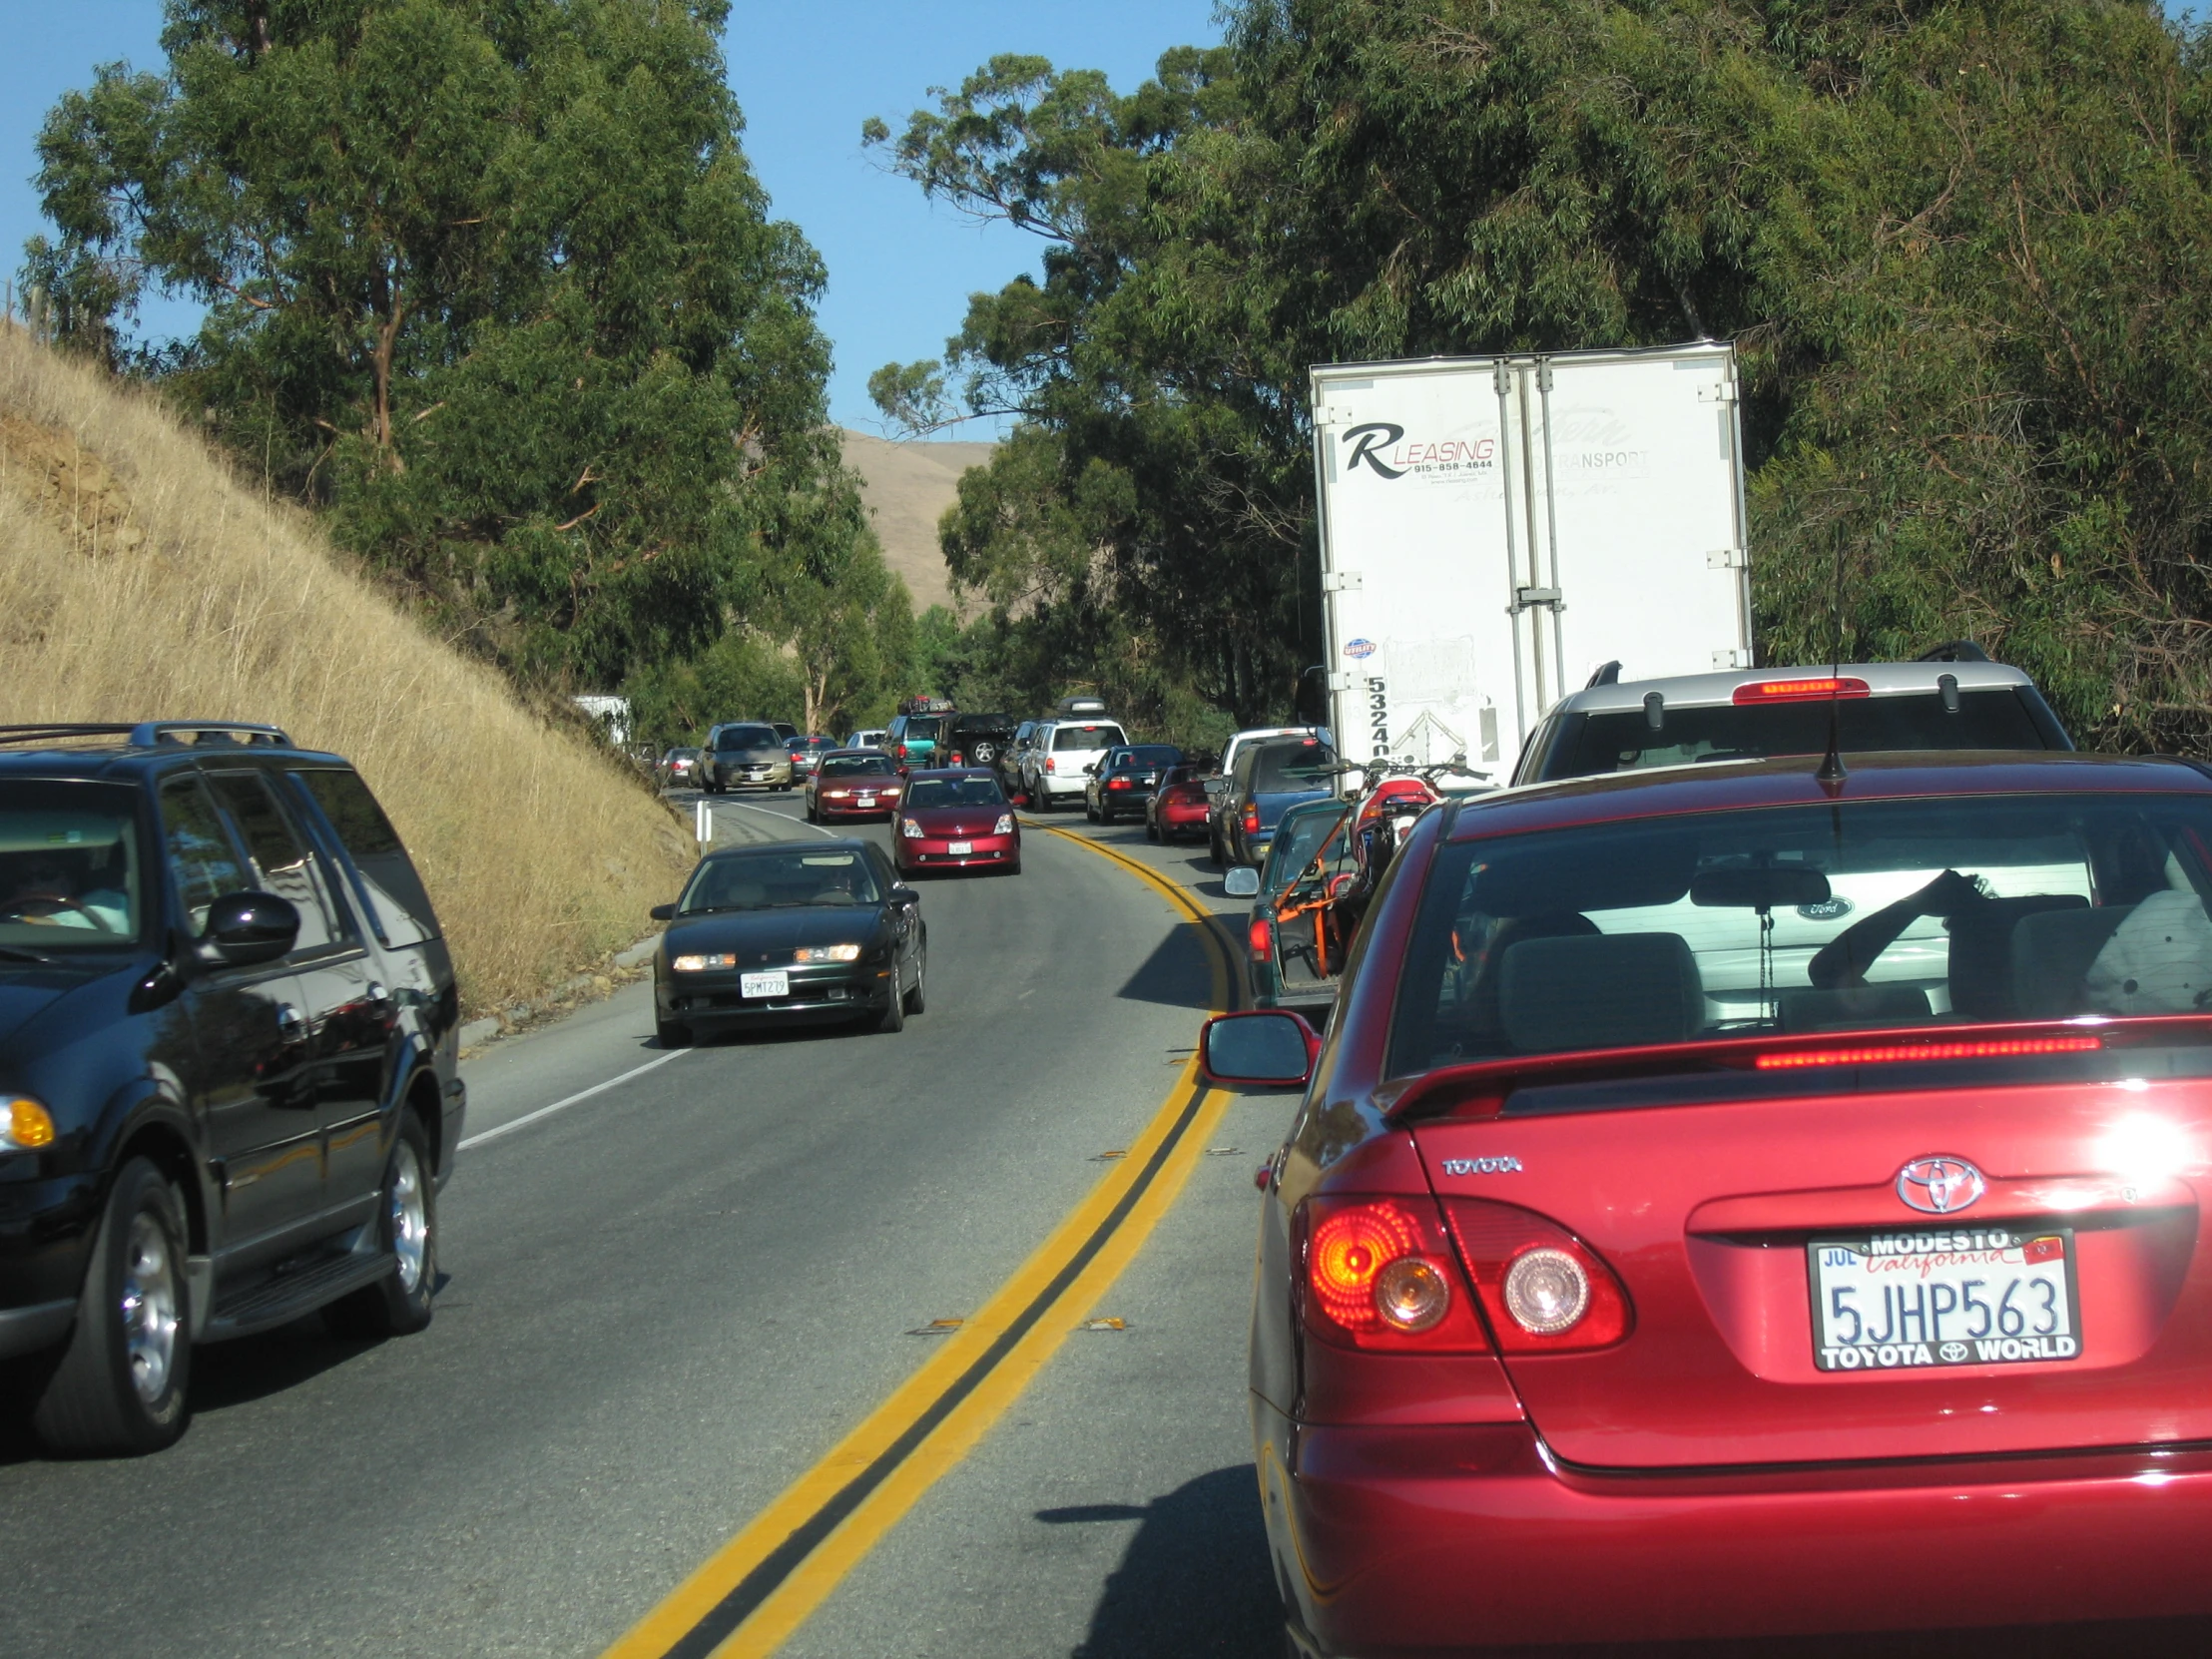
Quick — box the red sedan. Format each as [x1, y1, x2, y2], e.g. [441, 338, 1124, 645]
[804, 750, 902, 823]
[1207, 751, 2212, 1653]
[893, 769, 1019, 876]
[1145, 763, 1213, 843]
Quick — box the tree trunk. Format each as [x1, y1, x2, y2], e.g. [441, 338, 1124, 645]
[371, 293, 406, 471]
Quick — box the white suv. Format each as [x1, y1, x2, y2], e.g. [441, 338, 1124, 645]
[1026, 717, 1129, 812]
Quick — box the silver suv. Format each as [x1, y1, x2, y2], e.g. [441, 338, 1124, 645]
[1510, 654, 2072, 786]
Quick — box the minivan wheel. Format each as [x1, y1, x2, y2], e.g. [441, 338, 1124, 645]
[32, 1157, 192, 1456]
[327, 1116, 436, 1340]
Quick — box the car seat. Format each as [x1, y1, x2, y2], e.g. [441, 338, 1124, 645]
[1498, 932, 1705, 1054]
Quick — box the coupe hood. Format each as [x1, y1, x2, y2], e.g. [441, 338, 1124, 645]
[663, 905, 883, 965]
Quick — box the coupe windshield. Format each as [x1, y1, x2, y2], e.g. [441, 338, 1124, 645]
[0, 785, 143, 948]
[1388, 792, 2212, 1076]
[820, 756, 896, 779]
[679, 848, 881, 911]
[905, 778, 1006, 809]
[1539, 691, 2050, 780]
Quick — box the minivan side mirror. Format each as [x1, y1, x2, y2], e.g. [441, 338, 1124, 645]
[890, 885, 919, 906]
[650, 903, 676, 921]
[198, 890, 300, 966]
[1223, 865, 1262, 898]
[1199, 1010, 1320, 1087]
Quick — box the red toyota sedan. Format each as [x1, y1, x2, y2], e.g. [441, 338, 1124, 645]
[805, 749, 902, 823]
[894, 768, 1019, 876]
[1209, 751, 2212, 1653]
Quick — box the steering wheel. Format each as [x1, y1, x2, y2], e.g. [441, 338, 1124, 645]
[0, 895, 116, 933]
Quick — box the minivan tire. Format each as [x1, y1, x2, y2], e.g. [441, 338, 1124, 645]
[32, 1157, 192, 1456]
[327, 1114, 437, 1340]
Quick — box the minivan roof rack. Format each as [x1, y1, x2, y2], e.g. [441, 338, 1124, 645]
[0, 721, 292, 751]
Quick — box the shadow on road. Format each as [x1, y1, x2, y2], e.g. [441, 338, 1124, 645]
[1044, 1464, 1281, 1659]
[1118, 919, 1228, 1013]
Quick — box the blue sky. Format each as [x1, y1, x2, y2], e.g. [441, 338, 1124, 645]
[0, 1, 1221, 436]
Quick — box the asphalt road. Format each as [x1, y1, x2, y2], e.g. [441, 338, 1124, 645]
[0, 787, 1292, 1659]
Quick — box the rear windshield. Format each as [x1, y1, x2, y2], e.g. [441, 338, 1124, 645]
[1535, 690, 2050, 781]
[952, 714, 1013, 732]
[1109, 746, 1183, 769]
[901, 717, 944, 743]
[905, 777, 1007, 809]
[1264, 805, 1354, 893]
[1250, 742, 1339, 794]
[820, 755, 896, 779]
[1388, 792, 2212, 1077]
[1054, 724, 1126, 752]
[680, 848, 881, 911]
[0, 783, 144, 948]
[716, 725, 779, 752]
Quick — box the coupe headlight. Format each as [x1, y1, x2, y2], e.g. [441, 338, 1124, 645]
[2, 1096, 55, 1151]
[994, 814, 1015, 834]
[795, 944, 862, 963]
[672, 952, 738, 972]
[901, 819, 923, 839]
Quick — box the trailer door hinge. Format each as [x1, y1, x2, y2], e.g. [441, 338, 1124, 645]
[1697, 382, 1740, 405]
[1322, 570, 1363, 593]
[1707, 547, 1749, 570]
[1712, 648, 1753, 670]
[1511, 586, 1563, 612]
[1325, 670, 1358, 692]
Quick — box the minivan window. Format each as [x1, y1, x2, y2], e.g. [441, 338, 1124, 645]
[207, 771, 345, 953]
[1249, 741, 1339, 794]
[292, 768, 441, 947]
[900, 717, 944, 743]
[1054, 724, 1126, 752]
[1536, 691, 2049, 781]
[0, 782, 143, 945]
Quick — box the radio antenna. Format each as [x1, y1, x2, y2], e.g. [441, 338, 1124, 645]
[1816, 534, 1849, 786]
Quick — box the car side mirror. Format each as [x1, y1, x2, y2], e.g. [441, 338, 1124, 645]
[1223, 865, 1261, 898]
[1199, 1010, 1319, 1088]
[198, 890, 299, 966]
[890, 885, 919, 906]
[1082, 763, 1097, 775]
[1203, 778, 1226, 799]
[650, 903, 676, 921]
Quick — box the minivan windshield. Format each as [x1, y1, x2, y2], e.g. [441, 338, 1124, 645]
[716, 725, 779, 752]
[1536, 691, 2050, 781]
[1388, 792, 2212, 1077]
[0, 785, 143, 949]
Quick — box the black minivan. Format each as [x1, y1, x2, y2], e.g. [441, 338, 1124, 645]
[0, 722, 462, 1454]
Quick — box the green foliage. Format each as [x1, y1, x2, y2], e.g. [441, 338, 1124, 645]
[26, 0, 848, 695]
[875, 0, 2212, 754]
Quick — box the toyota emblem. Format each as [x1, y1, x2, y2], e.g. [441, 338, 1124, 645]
[1897, 1157, 1986, 1215]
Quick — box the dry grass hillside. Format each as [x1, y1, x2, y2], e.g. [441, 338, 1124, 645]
[0, 326, 692, 1017]
[839, 430, 995, 616]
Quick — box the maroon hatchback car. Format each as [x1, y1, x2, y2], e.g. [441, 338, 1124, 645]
[1210, 751, 2212, 1654]
[893, 768, 1019, 876]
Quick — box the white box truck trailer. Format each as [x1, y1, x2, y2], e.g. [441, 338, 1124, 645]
[1310, 340, 1751, 781]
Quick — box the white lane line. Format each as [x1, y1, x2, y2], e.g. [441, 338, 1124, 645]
[711, 797, 840, 839]
[459, 1049, 691, 1150]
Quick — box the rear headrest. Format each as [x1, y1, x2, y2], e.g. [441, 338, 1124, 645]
[1498, 933, 1704, 1055]
[2011, 904, 2131, 1018]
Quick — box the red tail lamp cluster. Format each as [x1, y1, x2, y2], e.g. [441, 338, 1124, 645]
[1299, 1195, 1632, 1354]
[1248, 915, 1275, 963]
[1732, 676, 1871, 705]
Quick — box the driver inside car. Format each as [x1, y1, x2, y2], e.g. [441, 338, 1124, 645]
[0, 849, 127, 933]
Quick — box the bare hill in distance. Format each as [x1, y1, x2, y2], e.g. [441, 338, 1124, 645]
[839, 429, 994, 616]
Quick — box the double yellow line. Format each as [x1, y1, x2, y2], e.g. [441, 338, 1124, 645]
[602, 826, 1239, 1659]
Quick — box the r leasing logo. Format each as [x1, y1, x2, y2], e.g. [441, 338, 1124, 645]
[1343, 421, 1496, 482]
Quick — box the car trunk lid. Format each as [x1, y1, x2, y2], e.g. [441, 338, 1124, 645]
[1406, 1054, 2211, 1469]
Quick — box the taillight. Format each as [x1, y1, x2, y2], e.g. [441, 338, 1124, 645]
[1296, 1196, 1489, 1353]
[1108, 777, 1131, 791]
[1045, 757, 1057, 774]
[895, 744, 908, 760]
[949, 751, 964, 765]
[1731, 676, 1871, 705]
[1242, 803, 1259, 833]
[1248, 914, 1274, 962]
[1441, 1198, 1632, 1353]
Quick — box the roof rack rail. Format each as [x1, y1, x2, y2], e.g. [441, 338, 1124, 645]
[1585, 660, 1623, 688]
[0, 721, 292, 751]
